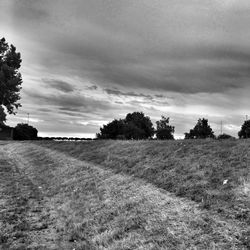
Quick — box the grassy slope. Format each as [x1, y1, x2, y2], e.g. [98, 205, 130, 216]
[35, 140, 250, 245]
[1, 140, 250, 249]
[36, 140, 250, 218]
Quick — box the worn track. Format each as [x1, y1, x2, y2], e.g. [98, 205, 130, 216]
[0, 141, 248, 249]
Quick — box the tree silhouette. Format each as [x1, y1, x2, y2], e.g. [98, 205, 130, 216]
[155, 116, 175, 140]
[238, 120, 250, 139]
[185, 118, 215, 139]
[13, 123, 38, 140]
[0, 37, 22, 119]
[0, 106, 6, 123]
[97, 112, 154, 140]
[217, 133, 234, 140]
[125, 112, 154, 139]
[97, 119, 125, 139]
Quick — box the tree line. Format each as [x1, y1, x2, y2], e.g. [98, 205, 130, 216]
[97, 112, 250, 140]
[96, 112, 174, 140]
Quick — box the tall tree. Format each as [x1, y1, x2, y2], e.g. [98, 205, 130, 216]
[238, 120, 250, 139]
[96, 119, 125, 139]
[156, 116, 175, 140]
[97, 112, 154, 140]
[125, 112, 154, 139]
[185, 118, 215, 139]
[0, 37, 22, 119]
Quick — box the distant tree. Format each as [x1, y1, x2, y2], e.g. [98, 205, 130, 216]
[238, 120, 250, 139]
[185, 118, 215, 139]
[123, 122, 145, 140]
[155, 116, 175, 140]
[217, 133, 234, 140]
[125, 112, 154, 139]
[97, 119, 125, 139]
[13, 123, 38, 140]
[97, 112, 154, 140]
[0, 38, 22, 119]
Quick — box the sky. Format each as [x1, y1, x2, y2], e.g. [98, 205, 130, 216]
[1, 0, 250, 138]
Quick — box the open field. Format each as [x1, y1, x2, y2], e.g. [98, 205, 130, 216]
[0, 140, 249, 249]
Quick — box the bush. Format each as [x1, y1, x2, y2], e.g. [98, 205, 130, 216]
[217, 134, 234, 140]
[13, 123, 38, 140]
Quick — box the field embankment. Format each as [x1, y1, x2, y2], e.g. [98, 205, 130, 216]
[0, 140, 249, 249]
[37, 140, 250, 223]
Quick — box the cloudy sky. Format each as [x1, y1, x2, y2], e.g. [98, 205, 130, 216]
[1, 0, 250, 138]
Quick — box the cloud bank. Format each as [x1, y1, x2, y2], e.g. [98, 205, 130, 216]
[1, 0, 249, 137]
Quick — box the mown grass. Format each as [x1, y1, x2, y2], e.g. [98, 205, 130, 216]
[6, 141, 250, 249]
[35, 139, 250, 223]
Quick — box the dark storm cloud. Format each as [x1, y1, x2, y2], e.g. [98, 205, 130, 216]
[46, 39, 250, 94]
[4, 0, 250, 94]
[43, 79, 75, 93]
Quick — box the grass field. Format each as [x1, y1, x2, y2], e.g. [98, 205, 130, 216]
[0, 140, 250, 249]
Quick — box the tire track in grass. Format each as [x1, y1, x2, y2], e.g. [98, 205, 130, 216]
[0, 144, 74, 250]
[5, 142, 249, 249]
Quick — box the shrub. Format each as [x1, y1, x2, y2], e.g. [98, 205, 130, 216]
[217, 133, 234, 140]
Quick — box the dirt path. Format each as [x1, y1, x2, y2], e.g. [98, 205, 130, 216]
[0, 141, 248, 249]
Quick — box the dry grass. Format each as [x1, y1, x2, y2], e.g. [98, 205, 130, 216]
[0, 141, 247, 249]
[36, 140, 250, 218]
[34, 139, 250, 248]
[242, 178, 250, 196]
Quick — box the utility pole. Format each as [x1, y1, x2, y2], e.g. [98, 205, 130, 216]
[220, 121, 223, 135]
[27, 113, 29, 125]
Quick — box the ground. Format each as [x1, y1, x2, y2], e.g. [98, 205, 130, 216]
[0, 140, 249, 249]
